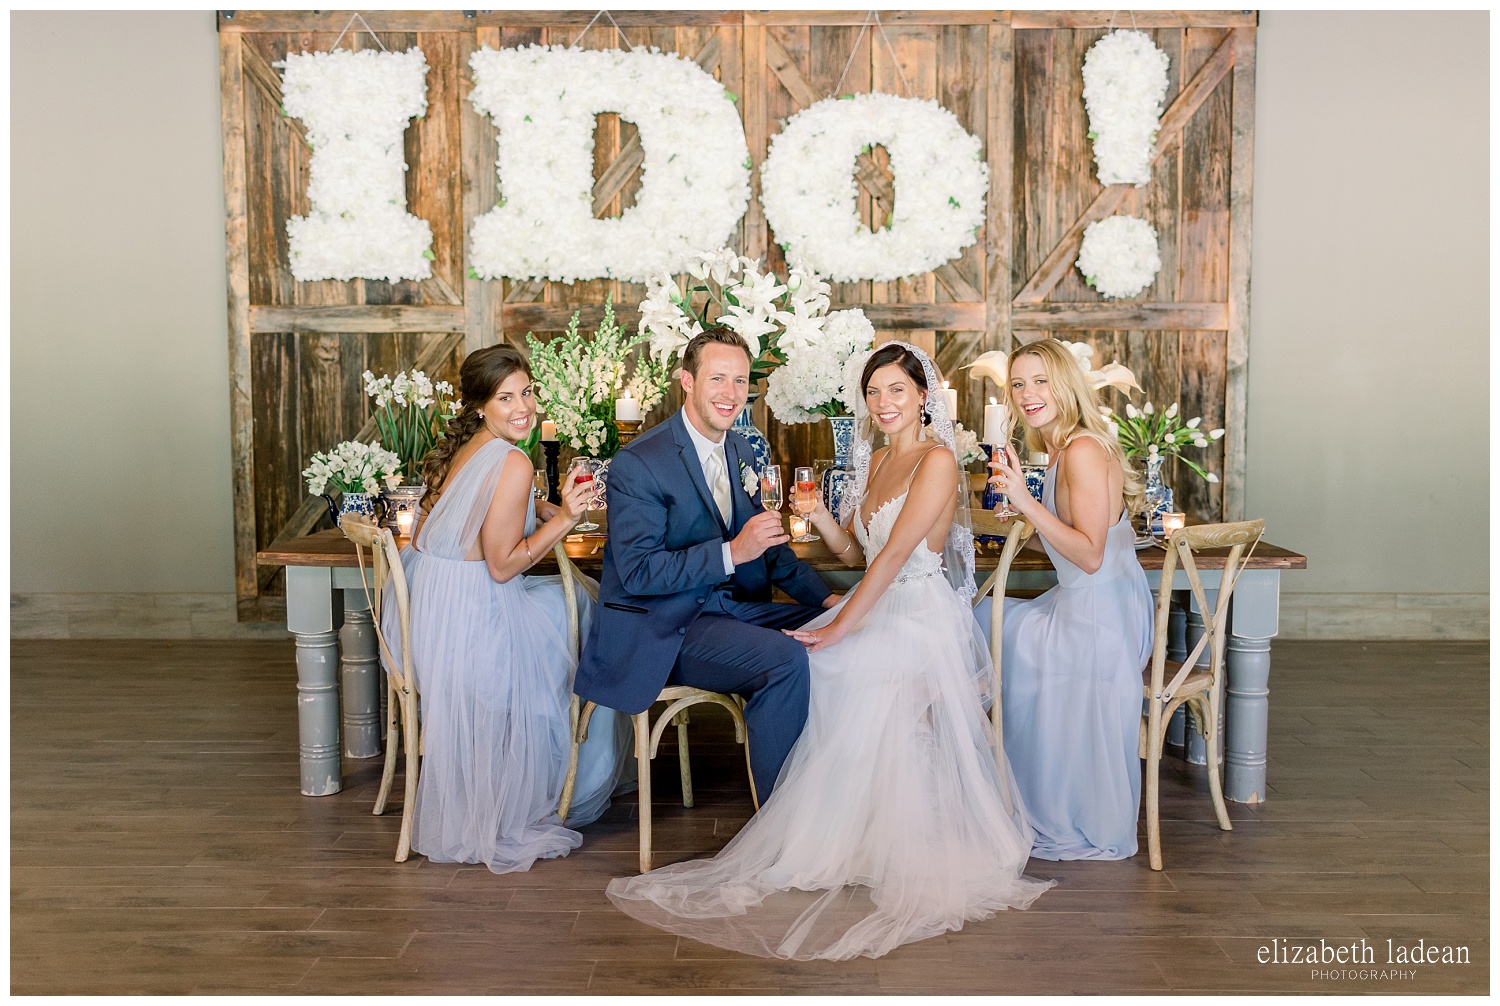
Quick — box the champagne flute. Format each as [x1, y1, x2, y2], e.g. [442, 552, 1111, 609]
[792, 466, 820, 542]
[533, 469, 549, 500]
[568, 458, 600, 532]
[989, 444, 1019, 519]
[760, 464, 784, 514]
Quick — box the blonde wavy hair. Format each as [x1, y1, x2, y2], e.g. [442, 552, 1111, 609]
[1007, 338, 1145, 515]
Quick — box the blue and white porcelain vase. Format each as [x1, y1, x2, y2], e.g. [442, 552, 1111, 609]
[1143, 453, 1174, 535]
[732, 393, 774, 472]
[323, 491, 379, 526]
[820, 415, 858, 516]
[380, 484, 425, 531]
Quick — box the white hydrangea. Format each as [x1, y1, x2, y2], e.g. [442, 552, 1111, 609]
[760, 92, 988, 282]
[1076, 214, 1162, 299]
[764, 309, 875, 424]
[1082, 29, 1170, 187]
[280, 47, 434, 282]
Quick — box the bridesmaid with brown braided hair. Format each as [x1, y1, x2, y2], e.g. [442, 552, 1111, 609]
[383, 345, 630, 874]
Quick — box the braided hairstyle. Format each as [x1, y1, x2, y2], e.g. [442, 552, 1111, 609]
[419, 344, 532, 509]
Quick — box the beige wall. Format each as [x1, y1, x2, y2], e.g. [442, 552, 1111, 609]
[10, 11, 1488, 636]
[12, 11, 233, 594]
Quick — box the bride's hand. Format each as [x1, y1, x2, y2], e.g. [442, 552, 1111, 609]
[784, 620, 847, 654]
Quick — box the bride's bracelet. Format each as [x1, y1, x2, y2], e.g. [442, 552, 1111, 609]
[833, 537, 855, 558]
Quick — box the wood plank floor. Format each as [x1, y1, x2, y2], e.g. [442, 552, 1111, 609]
[11, 639, 1489, 994]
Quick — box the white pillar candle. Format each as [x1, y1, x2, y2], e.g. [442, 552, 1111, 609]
[983, 397, 1008, 446]
[615, 392, 641, 422]
[540, 419, 558, 442]
[940, 380, 958, 420]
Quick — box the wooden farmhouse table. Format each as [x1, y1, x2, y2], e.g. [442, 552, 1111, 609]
[258, 524, 1306, 803]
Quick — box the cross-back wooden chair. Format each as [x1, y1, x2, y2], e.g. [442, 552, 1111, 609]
[341, 514, 421, 862]
[1140, 518, 1265, 871]
[560, 686, 755, 874]
[969, 511, 1033, 748]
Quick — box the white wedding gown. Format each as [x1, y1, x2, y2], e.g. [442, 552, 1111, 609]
[382, 437, 630, 873]
[607, 490, 1054, 960]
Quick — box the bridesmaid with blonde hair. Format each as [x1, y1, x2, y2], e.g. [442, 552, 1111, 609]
[975, 338, 1154, 860]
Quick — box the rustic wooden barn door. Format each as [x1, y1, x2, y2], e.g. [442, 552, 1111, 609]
[220, 11, 1255, 620]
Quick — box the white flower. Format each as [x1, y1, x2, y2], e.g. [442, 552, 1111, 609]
[302, 439, 402, 497]
[1125, 403, 1139, 419]
[741, 464, 758, 497]
[1142, 401, 1155, 415]
[1209, 428, 1225, 440]
[1206, 472, 1220, 483]
[1107, 420, 1120, 439]
[764, 309, 874, 424]
[733, 268, 787, 317]
[1082, 30, 1170, 187]
[760, 92, 988, 282]
[1147, 444, 1159, 455]
[1186, 416, 1201, 429]
[953, 423, 982, 466]
[1076, 214, 1161, 299]
[1165, 402, 1178, 419]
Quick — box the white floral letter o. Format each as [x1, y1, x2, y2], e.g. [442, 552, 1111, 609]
[468, 45, 751, 284]
[1076, 214, 1161, 299]
[760, 93, 987, 283]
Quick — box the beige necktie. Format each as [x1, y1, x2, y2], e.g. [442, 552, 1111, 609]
[705, 446, 733, 524]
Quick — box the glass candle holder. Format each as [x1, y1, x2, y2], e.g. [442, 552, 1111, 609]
[1161, 511, 1186, 536]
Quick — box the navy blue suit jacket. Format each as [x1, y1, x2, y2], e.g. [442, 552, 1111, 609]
[575, 410, 832, 714]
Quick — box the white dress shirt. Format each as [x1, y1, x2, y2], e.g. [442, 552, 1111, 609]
[682, 412, 738, 576]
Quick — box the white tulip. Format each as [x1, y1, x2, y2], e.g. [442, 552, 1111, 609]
[1125, 403, 1139, 419]
[1147, 444, 1159, 455]
[1107, 421, 1120, 438]
[1206, 472, 1220, 483]
[1186, 416, 1201, 430]
[1165, 402, 1178, 419]
[1210, 428, 1225, 440]
[1142, 401, 1154, 415]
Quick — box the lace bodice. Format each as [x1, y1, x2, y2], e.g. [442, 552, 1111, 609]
[855, 493, 945, 585]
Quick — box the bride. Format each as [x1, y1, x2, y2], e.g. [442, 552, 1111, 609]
[606, 342, 1052, 961]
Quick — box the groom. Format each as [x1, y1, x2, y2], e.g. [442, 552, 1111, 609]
[575, 328, 837, 804]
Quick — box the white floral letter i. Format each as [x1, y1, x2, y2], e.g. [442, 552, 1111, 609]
[279, 47, 435, 282]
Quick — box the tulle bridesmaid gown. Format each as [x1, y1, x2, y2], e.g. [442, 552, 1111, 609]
[607, 491, 1053, 961]
[381, 436, 629, 873]
[978, 464, 1154, 860]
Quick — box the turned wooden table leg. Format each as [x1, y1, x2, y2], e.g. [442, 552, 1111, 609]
[287, 565, 344, 796]
[339, 588, 382, 759]
[1224, 570, 1280, 804]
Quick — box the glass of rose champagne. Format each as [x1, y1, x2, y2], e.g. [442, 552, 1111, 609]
[792, 466, 819, 542]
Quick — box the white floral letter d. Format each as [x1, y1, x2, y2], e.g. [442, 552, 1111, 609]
[280, 47, 434, 283]
[467, 44, 751, 284]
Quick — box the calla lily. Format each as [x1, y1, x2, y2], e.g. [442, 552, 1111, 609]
[963, 350, 1010, 386]
[1087, 361, 1142, 395]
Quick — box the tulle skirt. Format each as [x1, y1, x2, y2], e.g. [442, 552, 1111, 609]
[386, 549, 629, 874]
[606, 573, 1053, 960]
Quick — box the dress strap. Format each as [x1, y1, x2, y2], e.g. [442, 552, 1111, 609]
[901, 444, 944, 494]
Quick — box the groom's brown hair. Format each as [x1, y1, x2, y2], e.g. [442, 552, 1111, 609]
[681, 326, 754, 376]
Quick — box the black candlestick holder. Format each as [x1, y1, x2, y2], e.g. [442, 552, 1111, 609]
[542, 440, 561, 505]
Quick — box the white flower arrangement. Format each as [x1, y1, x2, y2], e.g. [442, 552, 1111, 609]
[740, 462, 759, 497]
[764, 309, 875, 424]
[966, 342, 1141, 395]
[1076, 215, 1162, 299]
[525, 297, 667, 458]
[1082, 29, 1170, 187]
[1105, 400, 1225, 484]
[303, 440, 403, 497]
[467, 44, 751, 283]
[362, 369, 456, 483]
[279, 47, 434, 282]
[952, 423, 983, 467]
[759, 93, 988, 282]
[640, 249, 834, 386]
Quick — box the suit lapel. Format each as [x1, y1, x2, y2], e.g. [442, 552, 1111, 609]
[672, 411, 730, 534]
[725, 436, 754, 534]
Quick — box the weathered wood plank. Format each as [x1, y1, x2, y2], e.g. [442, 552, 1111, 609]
[249, 305, 466, 333]
[1011, 11, 1257, 29]
[503, 301, 985, 333]
[221, 32, 259, 608]
[746, 11, 1010, 27]
[1011, 302, 1228, 330]
[743, 24, 768, 261]
[461, 28, 498, 354]
[409, 31, 464, 300]
[239, 39, 309, 148]
[1012, 29, 1236, 305]
[221, 11, 744, 32]
[1223, 26, 1255, 523]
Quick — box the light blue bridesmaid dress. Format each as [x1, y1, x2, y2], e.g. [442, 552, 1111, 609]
[381, 437, 629, 873]
[976, 463, 1154, 860]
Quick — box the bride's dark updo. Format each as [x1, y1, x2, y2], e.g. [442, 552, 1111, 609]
[419, 345, 532, 508]
[860, 343, 931, 426]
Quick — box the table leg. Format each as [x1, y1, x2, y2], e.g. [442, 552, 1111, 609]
[340, 588, 382, 759]
[287, 565, 344, 796]
[1183, 591, 1220, 766]
[1224, 570, 1280, 804]
[1166, 593, 1188, 747]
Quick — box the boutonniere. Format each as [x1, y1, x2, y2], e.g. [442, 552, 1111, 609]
[739, 459, 758, 497]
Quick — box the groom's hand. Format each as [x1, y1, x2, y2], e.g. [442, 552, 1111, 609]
[729, 511, 790, 566]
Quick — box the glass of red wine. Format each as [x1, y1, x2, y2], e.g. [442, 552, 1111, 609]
[568, 457, 601, 532]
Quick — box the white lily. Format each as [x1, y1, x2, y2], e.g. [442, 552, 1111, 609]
[963, 350, 1009, 386]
